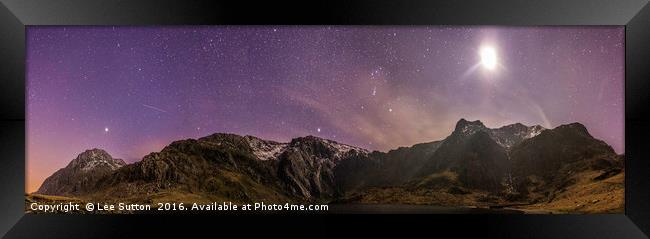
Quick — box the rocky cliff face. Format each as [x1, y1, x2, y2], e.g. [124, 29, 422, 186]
[277, 136, 369, 200]
[508, 123, 621, 197]
[416, 119, 543, 192]
[510, 122, 617, 178]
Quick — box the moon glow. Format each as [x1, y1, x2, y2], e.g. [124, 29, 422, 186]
[480, 46, 498, 70]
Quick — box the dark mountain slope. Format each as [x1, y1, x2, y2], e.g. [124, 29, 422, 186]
[37, 149, 126, 196]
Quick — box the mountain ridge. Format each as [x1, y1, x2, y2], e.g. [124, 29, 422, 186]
[33, 119, 624, 213]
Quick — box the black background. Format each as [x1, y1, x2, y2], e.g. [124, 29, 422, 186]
[1, 0, 649, 238]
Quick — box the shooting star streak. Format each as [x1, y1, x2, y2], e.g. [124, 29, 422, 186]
[142, 104, 168, 113]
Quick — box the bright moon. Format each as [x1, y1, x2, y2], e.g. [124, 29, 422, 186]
[104, 127, 109, 133]
[480, 46, 498, 70]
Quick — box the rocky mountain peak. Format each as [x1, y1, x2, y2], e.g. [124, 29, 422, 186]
[69, 148, 125, 172]
[199, 132, 248, 144]
[290, 135, 324, 144]
[498, 122, 528, 131]
[453, 118, 488, 136]
[289, 135, 368, 161]
[456, 118, 485, 128]
[36, 148, 126, 195]
[554, 122, 591, 137]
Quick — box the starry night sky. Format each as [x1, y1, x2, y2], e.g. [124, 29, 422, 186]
[26, 26, 624, 192]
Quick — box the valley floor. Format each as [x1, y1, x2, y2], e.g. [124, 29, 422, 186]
[512, 170, 624, 214]
[338, 170, 624, 214]
[25, 169, 624, 214]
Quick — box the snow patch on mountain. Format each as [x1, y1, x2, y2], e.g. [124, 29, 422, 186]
[491, 124, 546, 148]
[251, 143, 288, 161]
[454, 119, 547, 148]
[288, 136, 370, 162]
[246, 136, 288, 160]
[526, 125, 545, 139]
[329, 140, 370, 160]
[81, 158, 124, 172]
[70, 148, 125, 172]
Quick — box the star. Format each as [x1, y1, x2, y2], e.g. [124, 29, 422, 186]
[104, 127, 109, 133]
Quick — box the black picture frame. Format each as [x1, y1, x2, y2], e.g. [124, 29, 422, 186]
[1, 0, 649, 238]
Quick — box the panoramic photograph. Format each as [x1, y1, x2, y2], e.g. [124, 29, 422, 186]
[26, 26, 624, 214]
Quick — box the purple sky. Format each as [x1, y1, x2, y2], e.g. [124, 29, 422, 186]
[26, 26, 624, 192]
